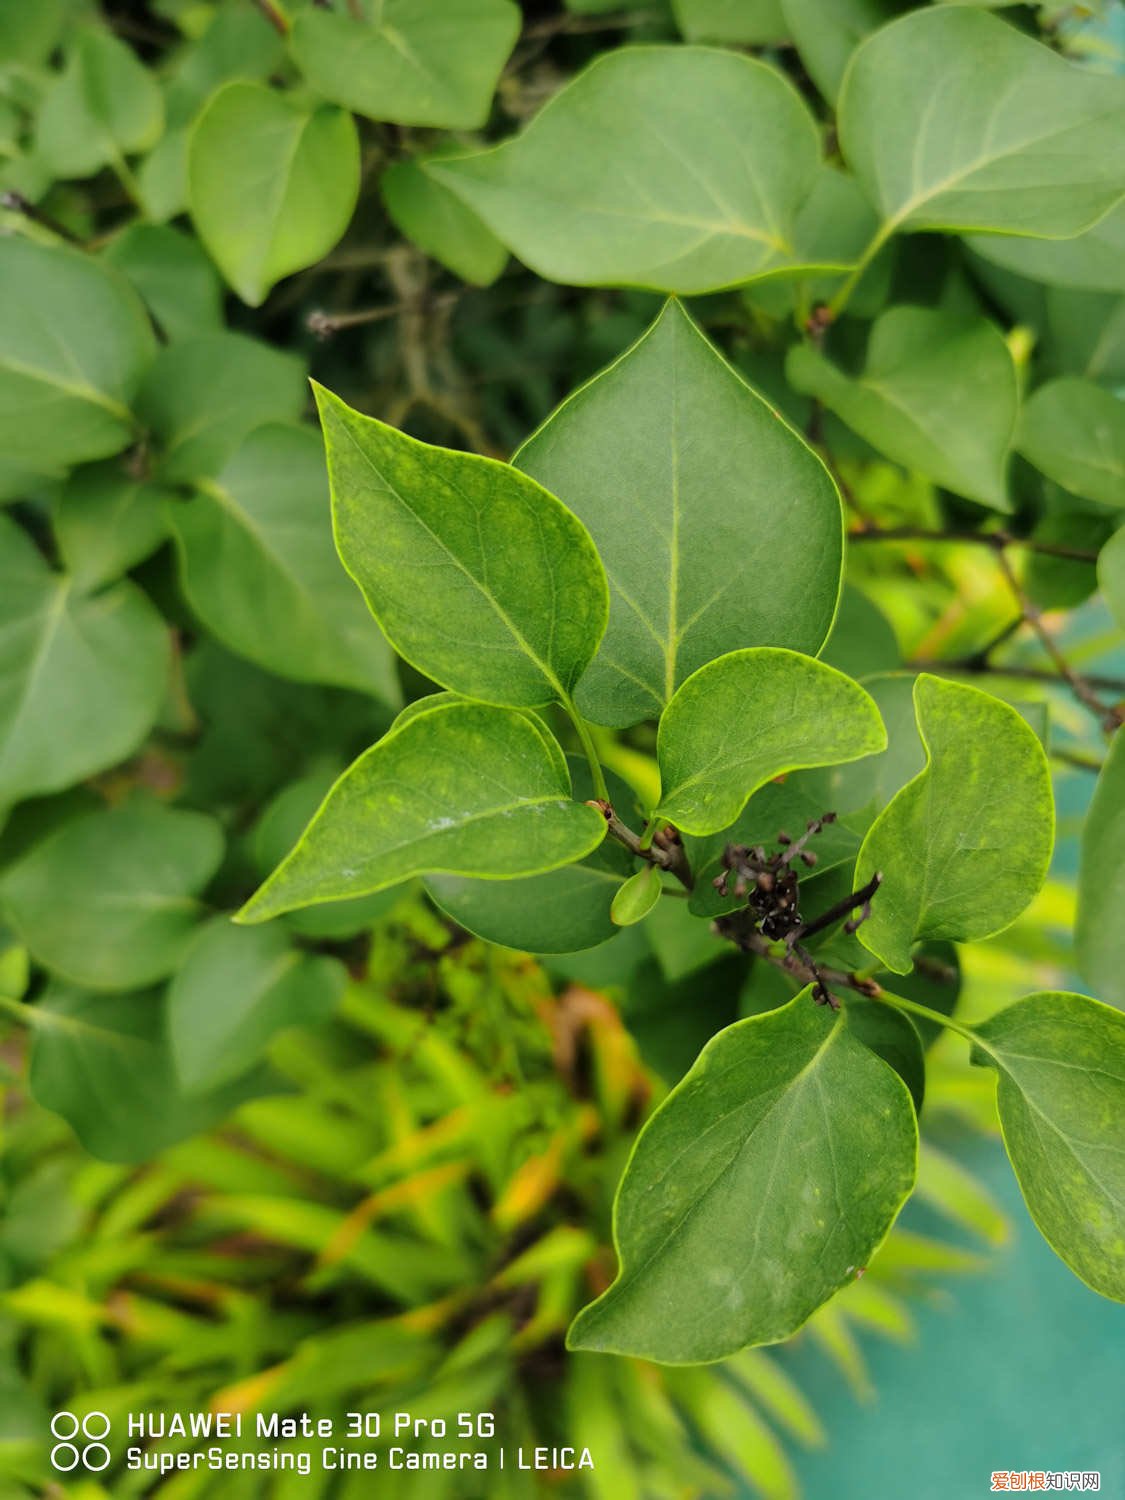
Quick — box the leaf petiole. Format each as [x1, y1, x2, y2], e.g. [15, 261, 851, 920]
[563, 698, 608, 802]
[870, 987, 986, 1050]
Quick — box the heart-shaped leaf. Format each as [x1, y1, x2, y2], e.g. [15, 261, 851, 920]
[432, 47, 825, 293]
[856, 676, 1054, 974]
[169, 919, 345, 1093]
[1017, 378, 1125, 511]
[1, 803, 223, 991]
[1076, 731, 1125, 1008]
[0, 517, 169, 807]
[316, 384, 608, 710]
[290, 0, 519, 129]
[238, 701, 606, 923]
[787, 308, 1018, 510]
[188, 81, 360, 305]
[167, 424, 399, 703]
[0, 238, 155, 473]
[568, 991, 917, 1361]
[516, 301, 843, 727]
[655, 648, 886, 836]
[102, 222, 224, 343]
[973, 992, 1125, 1303]
[840, 8, 1125, 242]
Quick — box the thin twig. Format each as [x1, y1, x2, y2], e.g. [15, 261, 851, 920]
[1, 191, 83, 245]
[908, 659, 1125, 695]
[252, 0, 290, 36]
[849, 524, 1100, 564]
[594, 804, 694, 891]
[1051, 748, 1104, 775]
[714, 916, 882, 1001]
[993, 546, 1123, 733]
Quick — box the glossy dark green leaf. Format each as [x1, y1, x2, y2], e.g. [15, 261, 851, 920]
[839, 8, 1125, 241]
[167, 424, 399, 703]
[973, 992, 1125, 1302]
[381, 159, 507, 287]
[0, 238, 155, 473]
[53, 461, 170, 592]
[787, 308, 1018, 509]
[28, 985, 262, 1163]
[0, 517, 169, 807]
[516, 301, 843, 727]
[425, 759, 633, 954]
[611, 866, 663, 928]
[1017, 379, 1125, 511]
[316, 383, 608, 710]
[238, 701, 606, 923]
[846, 994, 925, 1115]
[433, 47, 825, 293]
[169, 919, 345, 1092]
[137, 331, 306, 482]
[36, 26, 163, 179]
[1076, 731, 1125, 1009]
[102, 222, 223, 343]
[290, 0, 519, 129]
[188, 82, 360, 306]
[568, 991, 917, 1361]
[856, 675, 1054, 974]
[655, 649, 886, 836]
[1, 803, 223, 990]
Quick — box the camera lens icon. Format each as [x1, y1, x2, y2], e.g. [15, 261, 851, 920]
[51, 1412, 111, 1472]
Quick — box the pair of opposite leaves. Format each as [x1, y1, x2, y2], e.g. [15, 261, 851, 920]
[239, 301, 1055, 990]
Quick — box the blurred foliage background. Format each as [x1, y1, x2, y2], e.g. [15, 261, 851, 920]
[1, 0, 1123, 1495]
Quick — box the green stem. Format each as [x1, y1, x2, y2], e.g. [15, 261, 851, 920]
[0, 995, 31, 1027]
[563, 699, 608, 802]
[871, 988, 984, 1049]
[637, 816, 660, 852]
[826, 220, 895, 321]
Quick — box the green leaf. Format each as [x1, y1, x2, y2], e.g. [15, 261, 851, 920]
[188, 82, 360, 306]
[819, 584, 899, 681]
[968, 202, 1125, 294]
[168, 919, 345, 1092]
[973, 991, 1125, 1302]
[1, 803, 223, 990]
[855, 675, 1054, 974]
[846, 995, 924, 1114]
[839, 8, 1125, 241]
[568, 991, 917, 1362]
[290, 0, 518, 130]
[0, 516, 169, 807]
[316, 383, 608, 709]
[102, 223, 224, 343]
[432, 47, 824, 293]
[425, 759, 633, 954]
[1016, 379, 1125, 511]
[0, 238, 155, 473]
[780, 0, 901, 106]
[515, 301, 843, 727]
[655, 648, 886, 836]
[611, 866, 663, 928]
[28, 985, 262, 1163]
[381, 158, 507, 287]
[53, 461, 170, 592]
[1042, 288, 1125, 384]
[36, 26, 163, 179]
[253, 770, 405, 941]
[0, 0, 63, 64]
[786, 308, 1017, 510]
[167, 424, 399, 703]
[1076, 731, 1125, 1008]
[672, 0, 787, 43]
[237, 701, 606, 923]
[136, 331, 306, 483]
